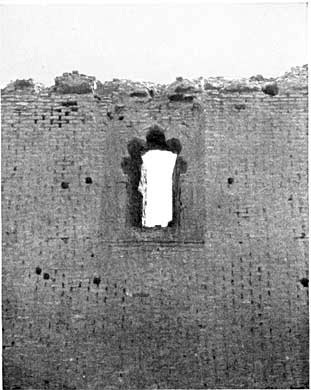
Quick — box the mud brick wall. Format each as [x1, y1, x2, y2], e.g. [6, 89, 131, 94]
[2, 67, 308, 389]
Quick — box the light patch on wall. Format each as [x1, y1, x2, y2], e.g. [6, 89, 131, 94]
[139, 150, 177, 227]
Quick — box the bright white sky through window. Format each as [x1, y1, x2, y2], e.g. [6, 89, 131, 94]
[139, 150, 177, 228]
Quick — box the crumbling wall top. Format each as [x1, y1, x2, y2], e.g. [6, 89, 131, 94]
[53, 71, 96, 94]
[1, 65, 307, 96]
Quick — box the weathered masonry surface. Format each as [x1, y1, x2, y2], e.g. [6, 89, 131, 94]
[2, 66, 308, 389]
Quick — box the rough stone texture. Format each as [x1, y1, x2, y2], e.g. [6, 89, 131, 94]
[1, 66, 308, 389]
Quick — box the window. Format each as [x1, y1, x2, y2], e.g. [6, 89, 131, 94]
[122, 125, 187, 229]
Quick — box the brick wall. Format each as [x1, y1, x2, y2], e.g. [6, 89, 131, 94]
[2, 66, 308, 389]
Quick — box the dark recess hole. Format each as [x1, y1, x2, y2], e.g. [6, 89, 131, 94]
[107, 111, 113, 120]
[169, 94, 194, 102]
[61, 182, 69, 189]
[43, 272, 50, 280]
[228, 177, 234, 185]
[13, 167, 17, 171]
[130, 91, 148, 98]
[35, 266, 42, 275]
[119, 115, 124, 121]
[91, 253, 94, 257]
[262, 83, 279, 96]
[300, 278, 308, 288]
[149, 89, 154, 97]
[93, 277, 101, 286]
[61, 101, 77, 107]
[234, 103, 246, 110]
[85, 177, 93, 184]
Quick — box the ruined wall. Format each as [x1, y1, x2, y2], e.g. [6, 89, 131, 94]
[2, 66, 308, 389]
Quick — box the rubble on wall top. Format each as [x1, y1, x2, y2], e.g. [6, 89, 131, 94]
[2, 78, 45, 93]
[277, 64, 308, 89]
[167, 77, 202, 94]
[96, 78, 161, 98]
[1, 65, 307, 96]
[53, 71, 96, 94]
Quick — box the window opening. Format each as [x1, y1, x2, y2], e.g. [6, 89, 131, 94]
[121, 125, 187, 229]
[139, 150, 177, 227]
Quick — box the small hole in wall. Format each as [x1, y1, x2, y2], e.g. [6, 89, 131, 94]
[43, 272, 50, 280]
[35, 266, 42, 275]
[93, 277, 101, 286]
[85, 177, 93, 184]
[61, 182, 69, 189]
[119, 116, 124, 121]
[234, 103, 246, 111]
[228, 177, 234, 185]
[300, 278, 308, 288]
[262, 82, 279, 96]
